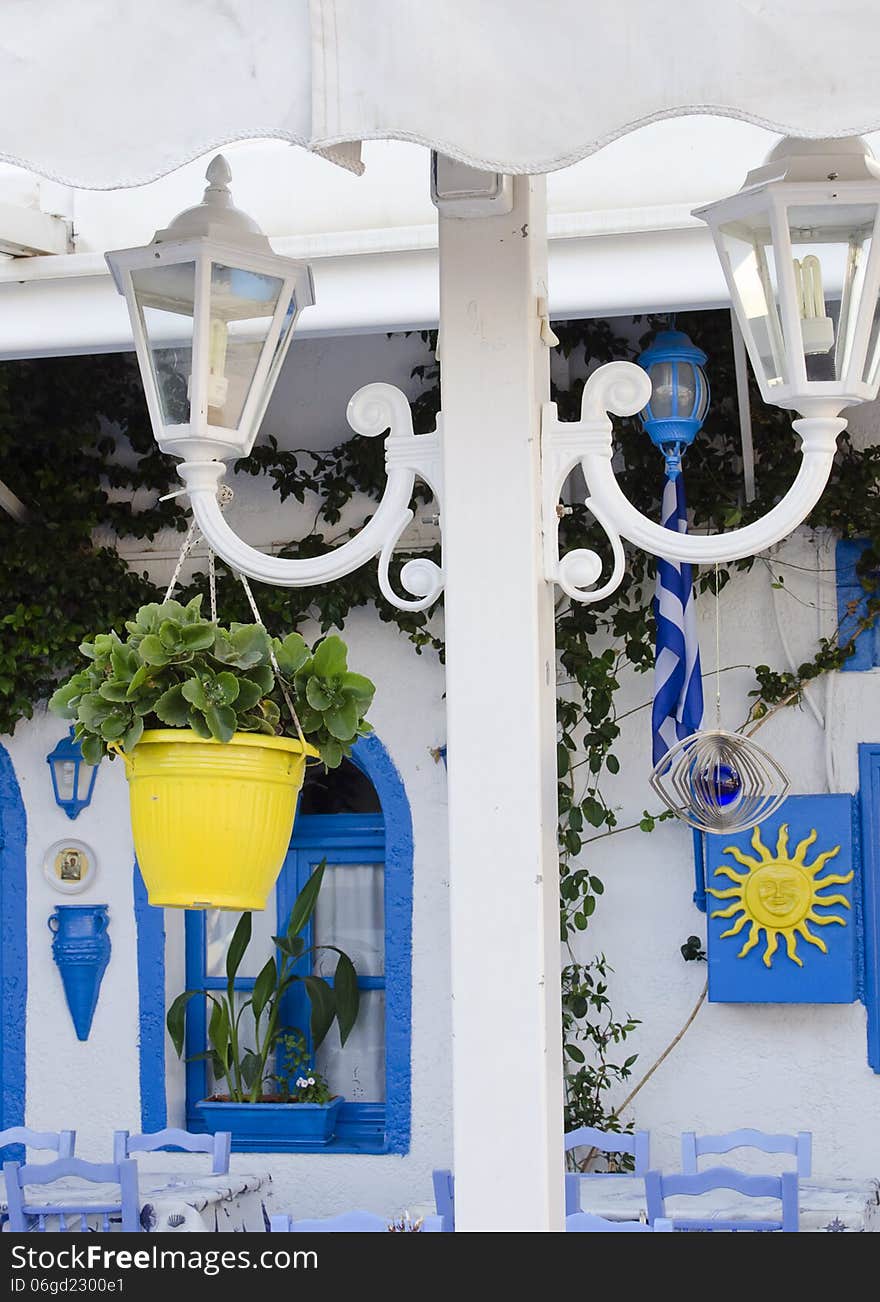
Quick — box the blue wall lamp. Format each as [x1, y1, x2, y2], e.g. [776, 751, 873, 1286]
[47, 728, 99, 820]
[637, 329, 710, 479]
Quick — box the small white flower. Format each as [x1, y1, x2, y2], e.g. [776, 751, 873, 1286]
[295, 1077, 305, 1088]
[308, 1077, 316, 1086]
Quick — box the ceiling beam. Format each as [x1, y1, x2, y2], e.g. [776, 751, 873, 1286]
[0, 202, 71, 257]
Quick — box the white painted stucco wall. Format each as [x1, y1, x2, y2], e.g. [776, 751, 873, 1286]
[3, 326, 880, 1219]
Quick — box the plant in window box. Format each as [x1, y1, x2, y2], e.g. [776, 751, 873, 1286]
[167, 861, 357, 1146]
[48, 596, 375, 910]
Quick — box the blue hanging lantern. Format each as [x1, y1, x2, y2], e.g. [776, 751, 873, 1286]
[47, 728, 99, 820]
[637, 329, 710, 479]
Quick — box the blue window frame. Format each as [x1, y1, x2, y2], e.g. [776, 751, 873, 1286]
[836, 540, 880, 670]
[180, 734, 412, 1153]
[0, 743, 27, 1153]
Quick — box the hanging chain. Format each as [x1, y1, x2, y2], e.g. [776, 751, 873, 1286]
[714, 560, 723, 730]
[162, 495, 308, 751]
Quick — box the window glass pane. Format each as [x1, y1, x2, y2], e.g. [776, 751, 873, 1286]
[313, 864, 384, 977]
[131, 261, 196, 426]
[205, 906, 278, 979]
[316, 990, 385, 1103]
[207, 263, 283, 429]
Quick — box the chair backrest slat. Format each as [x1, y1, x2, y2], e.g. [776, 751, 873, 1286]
[114, 1128, 231, 1174]
[681, 1128, 811, 1177]
[563, 1126, 650, 1175]
[646, 1165, 799, 1232]
[0, 1127, 76, 1160]
[3, 1157, 141, 1233]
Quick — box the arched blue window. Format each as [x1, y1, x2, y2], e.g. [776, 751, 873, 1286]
[181, 734, 412, 1153]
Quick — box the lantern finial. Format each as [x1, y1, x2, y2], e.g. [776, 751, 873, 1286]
[204, 154, 233, 202]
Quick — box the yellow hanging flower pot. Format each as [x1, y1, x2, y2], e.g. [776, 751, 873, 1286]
[120, 730, 318, 910]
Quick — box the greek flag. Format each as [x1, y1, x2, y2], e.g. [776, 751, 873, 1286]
[652, 474, 704, 765]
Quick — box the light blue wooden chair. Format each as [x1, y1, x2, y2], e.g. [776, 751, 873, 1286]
[4, 1157, 140, 1232]
[567, 1212, 673, 1232]
[113, 1127, 231, 1174]
[563, 1126, 650, 1214]
[645, 1166, 799, 1232]
[681, 1128, 812, 1177]
[271, 1211, 442, 1232]
[0, 1126, 76, 1160]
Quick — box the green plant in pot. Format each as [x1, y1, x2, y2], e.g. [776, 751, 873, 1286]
[167, 861, 358, 1146]
[48, 596, 375, 909]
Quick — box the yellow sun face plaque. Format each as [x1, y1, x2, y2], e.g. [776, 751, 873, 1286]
[709, 823, 853, 968]
[705, 798, 858, 1003]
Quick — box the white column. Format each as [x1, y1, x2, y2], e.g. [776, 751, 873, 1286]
[439, 176, 565, 1231]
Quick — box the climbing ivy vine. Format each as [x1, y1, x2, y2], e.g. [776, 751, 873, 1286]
[2, 308, 880, 1154]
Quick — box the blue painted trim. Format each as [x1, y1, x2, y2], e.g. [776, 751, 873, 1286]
[0, 744, 27, 1150]
[691, 829, 707, 912]
[836, 539, 880, 671]
[858, 743, 880, 1071]
[134, 865, 167, 1130]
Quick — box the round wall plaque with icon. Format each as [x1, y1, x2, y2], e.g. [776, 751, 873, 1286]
[42, 839, 97, 894]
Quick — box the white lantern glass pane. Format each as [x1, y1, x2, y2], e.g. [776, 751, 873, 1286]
[312, 863, 385, 977]
[316, 990, 385, 1102]
[130, 262, 196, 427]
[205, 904, 277, 979]
[718, 216, 787, 389]
[694, 366, 710, 420]
[75, 762, 93, 803]
[55, 759, 77, 802]
[648, 361, 675, 419]
[673, 362, 696, 418]
[207, 263, 284, 429]
[786, 204, 877, 384]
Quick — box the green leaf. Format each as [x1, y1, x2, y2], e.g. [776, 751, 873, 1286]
[99, 711, 129, 741]
[187, 709, 213, 739]
[234, 679, 262, 712]
[319, 738, 343, 769]
[247, 664, 275, 694]
[78, 693, 113, 728]
[565, 1044, 585, 1063]
[80, 734, 104, 765]
[139, 634, 170, 666]
[225, 913, 252, 984]
[286, 860, 326, 941]
[302, 975, 336, 1049]
[181, 678, 208, 711]
[214, 672, 240, 706]
[153, 684, 190, 726]
[166, 990, 200, 1058]
[179, 622, 216, 651]
[205, 702, 236, 742]
[325, 700, 359, 741]
[207, 998, 230, 1067]
[98, 680, 130, 702]
[272, 933, 305, 960]
[125, 664, 152, 698]
[340, 672, 375, 702]
[240, 1050, 263, 1091]
[332, 952, 359, 1046]
[305, 676, 333, 711]
[312, 635, 348, 678]
[272, 633, 310, 676]
[123, 715, 144, 752]
[251, 957, 277, 1021]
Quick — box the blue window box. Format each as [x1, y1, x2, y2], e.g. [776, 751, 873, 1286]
[196, 1096, 344, 1149]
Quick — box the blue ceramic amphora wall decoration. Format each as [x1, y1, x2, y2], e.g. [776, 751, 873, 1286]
[49, 905, 111, 1041]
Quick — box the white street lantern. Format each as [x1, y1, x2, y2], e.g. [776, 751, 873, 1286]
[695, 136, 880, 418]
[106, 156, 314, 461]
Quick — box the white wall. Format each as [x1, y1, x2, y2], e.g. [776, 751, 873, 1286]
[4, 328, 880, 1219]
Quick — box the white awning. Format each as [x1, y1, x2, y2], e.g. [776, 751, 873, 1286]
[1, 1, 879, 188]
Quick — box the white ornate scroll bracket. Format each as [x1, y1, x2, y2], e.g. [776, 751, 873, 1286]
[176, 382, 444, 612]
[542, 360, 846, 603]
[541, 361, 650, 604]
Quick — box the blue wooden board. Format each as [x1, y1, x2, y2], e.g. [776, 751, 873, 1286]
[707, 794, 857, 1004]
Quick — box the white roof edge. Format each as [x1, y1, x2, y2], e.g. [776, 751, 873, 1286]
[0, 222, 727, 360]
